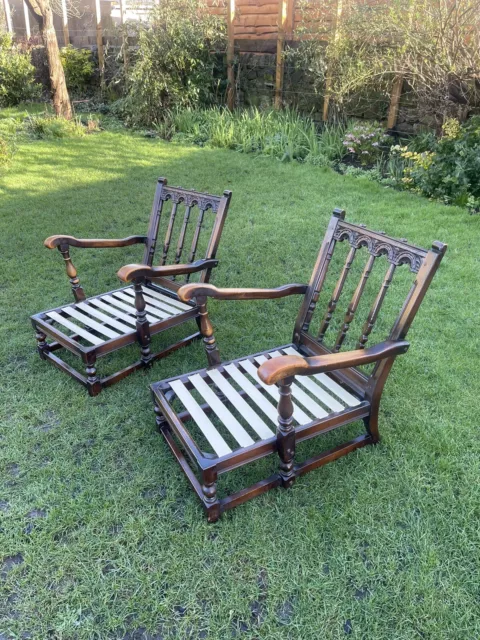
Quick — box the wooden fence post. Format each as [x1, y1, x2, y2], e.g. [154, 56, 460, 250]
[274, 0, 294, 109]
[95, 0, 105, 90]
[61, 0, 69, 45]
[120, 0, 129, 76]
[226, 0, 235, 110]
[387, 74, 403, 130]
[23, 0, 31, 38]
[322, 0, 343, 121]
[3, 0, 13, 33]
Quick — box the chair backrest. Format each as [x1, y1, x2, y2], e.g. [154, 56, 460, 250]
[294, 209, 446, 390]
[143, 178, 232, 288]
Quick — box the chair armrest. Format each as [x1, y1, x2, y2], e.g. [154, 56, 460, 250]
[117, 259, 219, 283]
[178, 283, 308, 302]
[44, 235, 148, 249]
[257, 340, 410, 385]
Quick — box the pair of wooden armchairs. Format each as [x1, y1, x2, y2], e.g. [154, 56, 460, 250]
[32, 180, 446, 522]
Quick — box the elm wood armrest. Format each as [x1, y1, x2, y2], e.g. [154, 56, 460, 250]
[257, 340, 410, 385]
[178, 283, 309, 302]
[44, 235, 148, 249]
[117, 259, 219, 283]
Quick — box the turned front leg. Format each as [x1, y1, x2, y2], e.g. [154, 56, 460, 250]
[202, 466, 220, 523]
[84, 352, 102, 396]
[277, 376, 296, 488]
[58, 243, 85, 302]
[196, 296, 220, 368]
[134, 281, 152, 366]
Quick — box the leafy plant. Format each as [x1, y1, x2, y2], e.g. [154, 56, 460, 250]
[342, 121, 390, 165]
[23, 112, 86, 138]
[161, 106, 347, 164]
[60, 45, 95, 93]
[0, 33, 41, 106]
[125, 0, 227, 125]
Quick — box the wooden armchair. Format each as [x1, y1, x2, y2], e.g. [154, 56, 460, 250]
[150, 209, 447, 522]
[31, 178, 231, 395]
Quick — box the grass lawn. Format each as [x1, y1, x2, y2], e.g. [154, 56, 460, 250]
[1, 109, 479, 640]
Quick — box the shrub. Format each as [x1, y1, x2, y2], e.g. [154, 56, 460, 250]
[23, 113, 86, 138]
[126, 0, 227, 125]
[398, 117, 480, 209]
[342, 121, 390, 166]
[0, 33, 41, 106]
[60, 45, 95, 93]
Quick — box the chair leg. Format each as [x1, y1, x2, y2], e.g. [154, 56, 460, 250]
[85, 353, 102, 397]
[35, 328, 48, 360]
[202, 467, 220, 523]
[276, 377, 296, 489]
[363, 412, 380, 444]
[134, 282, 152, 367]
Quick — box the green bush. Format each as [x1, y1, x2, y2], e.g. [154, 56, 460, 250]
[125, 0, 227, 125]
[394, 117, 480, 211]
[60, 45, 95, 93]
[23, 113, 86, 139]
[0, 34, 41, 106]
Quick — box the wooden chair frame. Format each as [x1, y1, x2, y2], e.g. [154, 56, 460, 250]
[150, 209, 447, 522]
[31, 179, 231, 395]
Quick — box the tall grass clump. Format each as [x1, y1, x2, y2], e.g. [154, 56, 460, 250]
[162, 106, 346, 164]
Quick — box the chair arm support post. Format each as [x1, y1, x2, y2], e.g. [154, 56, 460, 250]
[178, 283, 309, 303]
[58, 243, 86, 302]
[133, 280, 152, 365]
[277, 376, 296, 488]
[117, 259, 219, 284]
[196, 295, 221, 368]
[258, 340, 410, 386]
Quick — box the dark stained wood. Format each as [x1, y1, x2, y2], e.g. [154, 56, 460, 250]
[257, 341, 409, 385]
[150, 210, 447, 521]
[44, 235, 148, 249]
[117, 259, 219, 283]
[32, 179, 232, 395]
[334, 253, 376, 352]
[178, 283, 308, 302]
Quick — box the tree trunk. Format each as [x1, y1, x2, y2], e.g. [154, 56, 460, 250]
[25, 0, 72, 119]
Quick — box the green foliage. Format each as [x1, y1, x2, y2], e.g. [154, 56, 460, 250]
[400, 117, 480, 210]
[343, 121, 390, 166]
[0, 33, 41, 106]
[162, 106, 346, 163]
[23, 112, 86, 138]
[125, 0, 226, 125]
[60, 45, 95, 93]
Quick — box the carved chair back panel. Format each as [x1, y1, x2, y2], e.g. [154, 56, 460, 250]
[295, 214, 446, 373]
[143, 180, 230, 284]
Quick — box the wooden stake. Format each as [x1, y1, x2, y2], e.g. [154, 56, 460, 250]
[61, 0, 69, 45]
[274, 0, 287, 109]
[119, 0, 129, 76]
[23, 0, 31, 38]
[387, 74, 404, 129]
[95, 0, 105, 90]
[3, 0, 13, 33]
[322, 0, 343, 121]
[226, 0, 235, 110]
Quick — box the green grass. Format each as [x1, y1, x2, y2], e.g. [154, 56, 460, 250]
[1, 106, 479, 640]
